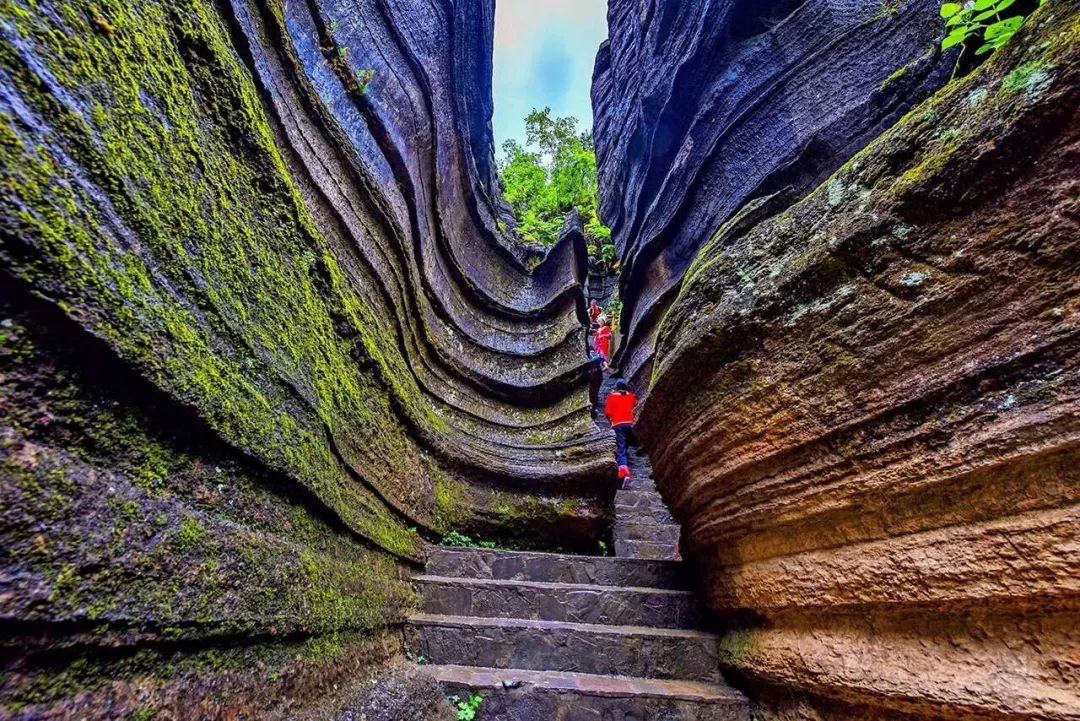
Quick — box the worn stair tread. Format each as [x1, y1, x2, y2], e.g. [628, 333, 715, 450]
[615, 521, 681, 534]
[615, 490, 674, 509]
[409, 613, 721, 681]
[615, 538, 681, 561]
[426, 546, 686, 587]
[416, 573, 700, 628]
[414, 575, 692, 596]
[408, 613, 714, 640]
[429, 665, 746, 703]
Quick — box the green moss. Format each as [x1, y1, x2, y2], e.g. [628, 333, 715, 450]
[879, 64, 908, 92]
[1001, 60, 1054, 97]
[717, 629, 761, 667]
[49, 564, 80, 604]
[433, 475, 471, 531]
[0, 0, 434, 559]
[177, 517, 209, 550]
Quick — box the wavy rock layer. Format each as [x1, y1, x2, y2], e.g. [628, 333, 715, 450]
[592, 0, 951, 385]
[640, 6, 1080, 720]
[0, 0, 605, 716]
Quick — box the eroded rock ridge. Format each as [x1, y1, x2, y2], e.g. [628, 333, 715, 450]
[0, 0, 607, 715]
[592, 0, 952, 384]
[637, 4, 1080, 720]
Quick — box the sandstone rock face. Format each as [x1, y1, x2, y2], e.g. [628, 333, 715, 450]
[592, 0, 952, 385]
[639, 5, 1080, 719]
[0, 0, 605, 716]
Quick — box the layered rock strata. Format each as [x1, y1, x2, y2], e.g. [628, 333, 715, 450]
[592, 0, 952, 384]
[0, 0, 606, 716]
[639, 5, 1080, 719]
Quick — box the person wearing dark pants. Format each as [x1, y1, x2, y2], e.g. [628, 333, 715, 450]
[604, 379, 637, 484]
[588, 353, 604, 419]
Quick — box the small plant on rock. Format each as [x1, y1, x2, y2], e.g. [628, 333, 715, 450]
[441, 530, 477, 547]
[441, 531, 498, 549]
[355, 68, 376, 96]
[941, 0, 1046, 59]
[449, 694, 484, 721]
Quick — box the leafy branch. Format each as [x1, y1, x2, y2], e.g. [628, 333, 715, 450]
[941, 0, 1046, 59]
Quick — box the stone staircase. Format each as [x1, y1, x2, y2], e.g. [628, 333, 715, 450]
[614, 444, 682, 561]
[407, 548, 748, 719]
[406, 377, 747, 719]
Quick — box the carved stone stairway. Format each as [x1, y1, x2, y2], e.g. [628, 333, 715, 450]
[406, 388, 747, 719]
[407, 547, 747, 719]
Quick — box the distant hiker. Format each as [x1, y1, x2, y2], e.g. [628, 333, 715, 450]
[595, 319, 613, 367]
[588, 353, 604, 419]
[588, 299, 603, 328]
[604, 379, 636, 482]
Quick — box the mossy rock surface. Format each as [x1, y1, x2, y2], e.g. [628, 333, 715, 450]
[0, 0, 610, 716]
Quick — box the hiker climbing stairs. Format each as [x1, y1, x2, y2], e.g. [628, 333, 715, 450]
[407, 382, 746, 718]
[596, 374, 683, 561]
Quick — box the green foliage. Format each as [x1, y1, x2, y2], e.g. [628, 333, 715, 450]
[440, 531, 497, 549]
[498, 108, 611, 247]
[941, 0, 1046, 62]
[450, 694, 484, 721]
[606, 298, 624, 333]
[355, 69, 376, 96]
[441, 531, 477, 548]
[600, 244, 617, 267]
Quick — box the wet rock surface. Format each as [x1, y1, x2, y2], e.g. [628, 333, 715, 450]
[639, 5, 1080, 720]
[592, 0, 952, 385]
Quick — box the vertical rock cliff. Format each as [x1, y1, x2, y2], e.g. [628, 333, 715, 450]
[592, 0, 952, 385]
[0, 0, 605, 716]
[635, 3, 1080, 720]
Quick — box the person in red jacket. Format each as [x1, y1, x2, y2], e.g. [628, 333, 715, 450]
[594, 319, 613, 367]
[604, 379, 636, 482]
[587, 299, 603, 328]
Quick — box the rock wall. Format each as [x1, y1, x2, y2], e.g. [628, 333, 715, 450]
[0, 0, 606, 716]
[639, 4, 1080, 719]
[592, 0, 952, 385]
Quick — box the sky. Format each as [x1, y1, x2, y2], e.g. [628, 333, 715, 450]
[492, 0, 609, 159]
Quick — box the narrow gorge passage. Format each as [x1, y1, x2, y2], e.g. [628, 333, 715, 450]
[2, 0, 1079, 720]
[406, 374, 723, 715]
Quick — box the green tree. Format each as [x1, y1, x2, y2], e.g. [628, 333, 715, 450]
[498, 108, 612, 248]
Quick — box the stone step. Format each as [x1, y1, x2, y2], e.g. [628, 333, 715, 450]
[615, 489, 675, 524]
[430, 665, 749, 721]
[621, 476, 659, 491]
[426, 547, 686, 588]
[615, 538, 682, 561]
[615, 521, 682, 546]
[416, 575, 699, 629]
[406, 614, 719, 682]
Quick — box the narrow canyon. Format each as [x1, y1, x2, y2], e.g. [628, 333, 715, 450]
[1, 0, 1077, 719]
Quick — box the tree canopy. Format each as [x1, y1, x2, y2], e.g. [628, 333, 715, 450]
[499, 108, 612, 247]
